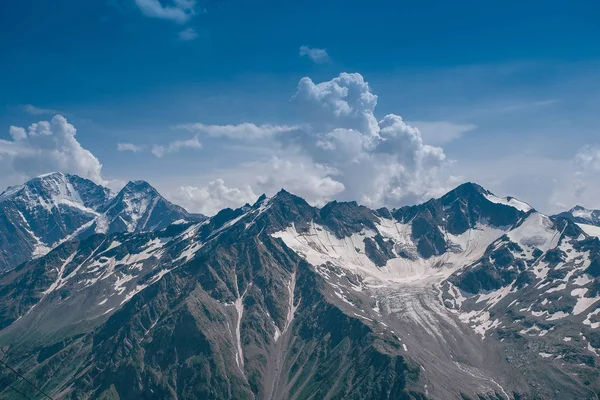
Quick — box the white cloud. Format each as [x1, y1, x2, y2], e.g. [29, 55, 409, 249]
[251, 156, 345, 205]
[293, 73, 379, 135]
[408, 121, 477, 145]
[299, 46, 331, 64]
[27, 121, 53, 136]
[172, 179, 257, 215]
[175, 122, 299, 140]
[151, 135, 202, 157]
[178, 27, 198, 41]
[289, 72, 451, 207]
[22, 104, 60, 115]
[134, 0, 195, 23]
[0, 115, 103, 190]
[117, 143, 145, 152]
[164, 73, 454, 212]
[167, 155, 345, 215]
[575, 144, 600, 173]
[9, 126, 27, 141]
[550, 144, 600, 211]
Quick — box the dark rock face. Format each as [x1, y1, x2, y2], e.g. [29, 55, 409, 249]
[451, 236, 527, 294]
[554, 205, 600, 227]
[393, 182, 527, 258]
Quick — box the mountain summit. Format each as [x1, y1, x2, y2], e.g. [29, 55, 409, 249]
[0, 174, 204, 271]
[96, 180, 204, 234]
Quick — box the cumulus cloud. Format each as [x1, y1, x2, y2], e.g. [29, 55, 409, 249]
[172, 179, 258, 215]
[251, 156, 345, 205]
[134, 0, 195, 23]
[178, 27, 198, 41]
[289, 72, 451, 207]
[168, 155, 345, 215]
[151, 135, 202, 157]
[9, 126, 27, 141]
[299, 46, 331, 64]
[117, 143, 145, 152]
[0, 115, 103, 190]
[175, 122, 300, 140]
[167, 73, 454, 212]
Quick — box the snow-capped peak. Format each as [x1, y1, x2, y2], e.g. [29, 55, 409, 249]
[570, 205, 598, 222]
[0, 172, 108, 213]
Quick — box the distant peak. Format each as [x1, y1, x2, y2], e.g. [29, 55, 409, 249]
[570, 205, 587, 212]
[441, 182, 488, 203]
[271, 188, 295, 201]
[568, 205, 598, 222]
[122, 180, 157, 193]
[269, 188, 312, 208]
[36, 172, 66, 179]
[252, 193, 268, 207]
[125, 180, 152, 187]
[453, 182, 488, 194]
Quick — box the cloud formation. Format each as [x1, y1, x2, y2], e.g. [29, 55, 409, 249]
[289, 72, 450, 207]
[151, 135, 202, 157]
[554, 144, 600, 210]
[178, 27, 198, 41]
[134, 0, 195, 23]
[172, 72, 453, 213]
[299, 46, 331, 64]
[172, 179, 257, 215]
[175, 122, 299, 140]
[408, 121, 477, 145]
[575, 144, 600, 173]
[0, 115, 103, 190]
[117, 143, 145, 153]
[22, 104, 60, 116]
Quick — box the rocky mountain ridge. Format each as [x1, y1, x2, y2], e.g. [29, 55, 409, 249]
[0, 178, 598, 399]
[0, 173, 204, 271]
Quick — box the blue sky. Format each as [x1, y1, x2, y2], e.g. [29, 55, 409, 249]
[1, 0, 599, 214]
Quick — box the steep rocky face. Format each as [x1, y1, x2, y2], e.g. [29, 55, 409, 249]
[0, 184, 599, 399]
[553, 206, 600, 238]
[0, 173, 110, 271]
[392, 182, 530, 258]
[561, 206, 600, 226]
[95, 180, 204, 235]
[0, 175, 205, 272]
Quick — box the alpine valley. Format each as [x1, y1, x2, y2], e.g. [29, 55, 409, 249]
[1, 173, 599, 400]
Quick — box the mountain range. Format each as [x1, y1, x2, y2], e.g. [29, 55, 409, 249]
[0, 172, 205, 272]
[0, 173, 599, 399]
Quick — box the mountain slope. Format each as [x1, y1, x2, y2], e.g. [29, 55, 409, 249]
[0, 184, 598, 399]
[0, 173, 110, 271]
[554, 206, 600, 238]
[0, 174, 205, 272]
[0, 194, 423, 399]
[96, 180, 204, 234]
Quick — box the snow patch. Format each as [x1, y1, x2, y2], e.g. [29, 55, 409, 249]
[577, 223, 600, 238]
[484, 193, 532, 212]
